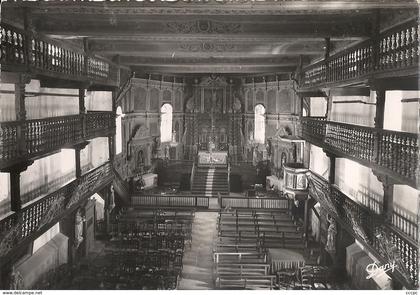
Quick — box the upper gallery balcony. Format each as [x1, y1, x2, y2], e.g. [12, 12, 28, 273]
[299, 19, 419, 90]
[0, 111, 115, 170]
[0, 161, 113, 262]
[1, 23, 124, 88]
[301, 117, 418, 187]
[309, 172, 418, 289]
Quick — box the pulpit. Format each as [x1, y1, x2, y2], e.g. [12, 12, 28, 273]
[283, 163, 309, 201]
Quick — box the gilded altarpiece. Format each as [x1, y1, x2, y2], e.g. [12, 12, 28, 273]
[183, 76, 244, 161]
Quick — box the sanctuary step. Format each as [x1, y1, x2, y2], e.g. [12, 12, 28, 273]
[191, 167, 229, 197]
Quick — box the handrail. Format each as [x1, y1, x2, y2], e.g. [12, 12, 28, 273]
[227, 160, 231, 195]
[131, 194, 210, 208]
[0, 111, 115, 169]
[1, 22, 123, 87]
[0, 161, 113, 260]
[300, 18, 419, 89]
[301, 117, 418, 186]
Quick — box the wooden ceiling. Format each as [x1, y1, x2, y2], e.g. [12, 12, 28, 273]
[2, 1, 418, 76]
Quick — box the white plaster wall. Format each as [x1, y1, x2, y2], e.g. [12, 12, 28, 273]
[309, 144, 330, 180]
[335, 158, 384, 214]
[384, 90, 419, 133]
[310, 97, 327, 117]
[330, 92, 376, 127]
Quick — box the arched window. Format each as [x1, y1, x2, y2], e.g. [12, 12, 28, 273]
[116, 106, 123, 154]
[160, 103, 173, 143]
[254, 104, 265, 144]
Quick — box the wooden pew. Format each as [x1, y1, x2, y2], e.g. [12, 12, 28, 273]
[214, 263, 270, 276]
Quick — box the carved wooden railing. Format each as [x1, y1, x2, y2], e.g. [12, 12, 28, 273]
[220, 196, 290, 210]
[300, 19, 419, 88]
[301, 117, 418, 185]
[131, 194, 209, 209]
[0, 112, 114, 169]
[1, 22, 120, 86]
[0, 161, 113, 260]
[309, 172, 418, 288]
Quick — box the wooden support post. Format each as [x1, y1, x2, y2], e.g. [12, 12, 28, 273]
[73, 142, 88, 178]
[374, 89, 385, 163]
[303, 198, 309, 246]
[327, 153, 336, 185]
[325, 90, 333, 121]
[15, 81, 27, 156]
[75, 148, 81, 178]
[377, 175, 394, 223]
[79, 88, 86, 138]
[5, 162, 32, 212]
[374, 89, 385, 129]
[103, 186, 112, 235]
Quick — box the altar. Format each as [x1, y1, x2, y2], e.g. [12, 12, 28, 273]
[198, 151, 228, 166]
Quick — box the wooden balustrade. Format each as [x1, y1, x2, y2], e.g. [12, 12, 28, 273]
[378, 19, 419, 73]
[0, 112, 114, 169]
[1, 23, 120, 86]
[309, 172, 418, 288]
[300, 19, 418, 88]
[85, 111, 115, 139]
[0, 161, 113, 259]
[301, 117, 418, 185]
[220, 196, 290, 210]
[25, 115, 82, 156]
[0, 121, 20, 161]
[392, 206, 418, 242]
[131, 194, 209, 208]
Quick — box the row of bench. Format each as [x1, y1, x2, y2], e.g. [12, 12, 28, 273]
[105, 209, 195, 289]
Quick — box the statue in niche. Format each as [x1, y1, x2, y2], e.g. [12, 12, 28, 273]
[137, 150, 145, 168]
[152, 137, 160, 158]
[172, 130, 177, 143]
[325, 214, 337, 253]
[266, 140, 272, 156]
[74, 209, 85, 249]
[109, 185, 115, 212]
[185, 96, 195, 112]
[8, 266, 24, 290]
[164, 145, 170, 159]
[211, 91, 222, 113]
[233, 92, 242, 112]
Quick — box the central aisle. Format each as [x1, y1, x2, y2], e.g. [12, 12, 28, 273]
[178, 211, 218, 290]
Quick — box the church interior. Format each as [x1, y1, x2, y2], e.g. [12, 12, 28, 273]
[0, 0, 419, 291]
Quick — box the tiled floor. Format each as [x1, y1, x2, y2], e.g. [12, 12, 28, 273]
[178, 211, 218, 290]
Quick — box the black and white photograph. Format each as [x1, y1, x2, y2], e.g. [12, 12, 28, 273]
[0, 0, 419, 293]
